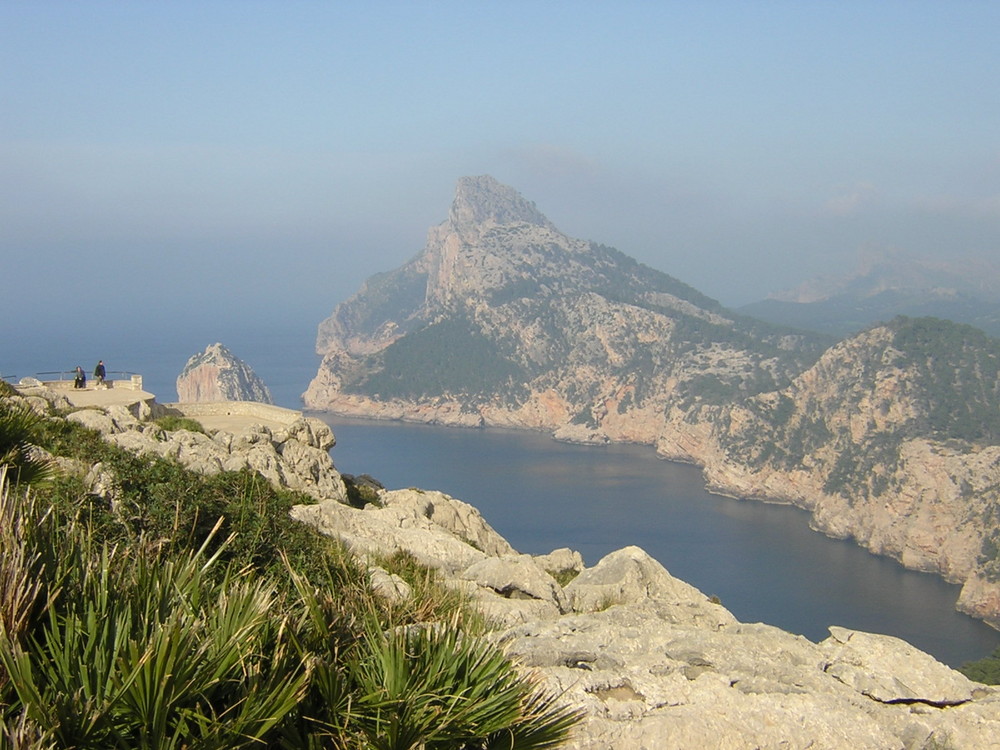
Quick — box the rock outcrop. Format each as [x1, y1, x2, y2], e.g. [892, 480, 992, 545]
[20, 386, 346, 504]
[11, 384, 1000, 749]
[304, 176, 1000, 629]
[292, 493, 1000, 749]
[176, 343, 273, 404]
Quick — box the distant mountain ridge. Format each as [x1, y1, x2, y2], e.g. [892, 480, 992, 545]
[740, 251, 1000, 337]
[305, 176, 1000, 628]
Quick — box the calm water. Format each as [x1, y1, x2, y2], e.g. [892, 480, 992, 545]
[319, 414, 1000, 668]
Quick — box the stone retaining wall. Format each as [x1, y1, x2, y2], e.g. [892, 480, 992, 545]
[158, 400, 302, 426]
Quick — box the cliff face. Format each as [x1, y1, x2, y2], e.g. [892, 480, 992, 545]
[177, 343, 273, 404]
[706, 318, 1000, 623]
[305, 176, 1000, 627]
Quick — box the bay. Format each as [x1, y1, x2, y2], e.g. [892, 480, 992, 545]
[318, 414, 1000, 669]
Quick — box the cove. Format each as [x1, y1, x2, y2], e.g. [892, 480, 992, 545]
[318, 414, 1000, 669]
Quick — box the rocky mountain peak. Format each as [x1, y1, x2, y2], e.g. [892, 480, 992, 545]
[176, 343, 273, 404]
[447, 175, 554, 232]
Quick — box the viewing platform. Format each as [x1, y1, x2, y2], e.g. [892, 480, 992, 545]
[8, 374, 302, 433]
[11, 373, 155, 410]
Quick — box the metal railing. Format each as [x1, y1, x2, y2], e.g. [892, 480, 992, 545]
[13, 370, 139, 382]
[3, 371, 144, 390]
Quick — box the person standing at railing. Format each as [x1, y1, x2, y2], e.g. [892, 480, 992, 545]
[94, 360, 106, 387]
[74, 366, 86, 389]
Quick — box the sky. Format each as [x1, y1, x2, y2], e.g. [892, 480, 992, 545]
[3, 1, 999, 373]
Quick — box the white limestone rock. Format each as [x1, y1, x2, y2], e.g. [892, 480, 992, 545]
[820, 626, 980, 705]
[461, 554, 569, 612]
[368, 566, 412, 602]
[378, 489, 516, 558]
[273, 418, 336, 452]
[58, 398, 347, 504]
[565, 545, 735, 629]
[534, 547, 585, 579]
[496, 603, 1000, 750]
[104, 404, 143, 432]
[290, 497, 491, 574]
[67, 408, 116, 434]
[468, 586, 562, 627]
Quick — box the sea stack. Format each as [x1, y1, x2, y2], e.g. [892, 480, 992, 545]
[176, 343, 273, 404]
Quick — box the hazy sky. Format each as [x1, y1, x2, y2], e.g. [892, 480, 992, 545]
[4, 1, 999, 354]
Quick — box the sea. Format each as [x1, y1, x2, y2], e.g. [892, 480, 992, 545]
[5, 319, 1000, 668]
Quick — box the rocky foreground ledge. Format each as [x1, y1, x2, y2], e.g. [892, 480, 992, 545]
[17, 388, 1000, 749]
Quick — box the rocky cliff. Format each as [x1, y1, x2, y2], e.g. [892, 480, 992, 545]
[305, 176, 1000, 628]
[176, 342, 273, 404]
[13, 384, 1000, 749]
[306, 175, 825, 432]
[705, 317, 1000, 625]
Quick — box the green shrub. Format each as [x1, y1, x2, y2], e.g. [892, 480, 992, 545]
[549, 568, 580, 587]
[959, 646, 1000, 685]
[373, 548, 485, 631]
[343, 472, 385, 508]
[0, 403, 582, 750]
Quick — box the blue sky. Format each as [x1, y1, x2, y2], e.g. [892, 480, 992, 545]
[3, 1, 999, 358]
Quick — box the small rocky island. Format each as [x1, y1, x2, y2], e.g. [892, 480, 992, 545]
[176, 342, 273, 404]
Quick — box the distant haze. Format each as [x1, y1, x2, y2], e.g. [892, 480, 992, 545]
[3, 3, 999, 362]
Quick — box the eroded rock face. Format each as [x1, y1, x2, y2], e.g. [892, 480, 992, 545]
[293, 489, 1000, 749]
[60, 401, 346, 504]
[176, 343, 273, 404]
[290, 487, 514, 574]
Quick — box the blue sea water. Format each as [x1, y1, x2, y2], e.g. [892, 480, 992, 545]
[6, 321, 1000, 668]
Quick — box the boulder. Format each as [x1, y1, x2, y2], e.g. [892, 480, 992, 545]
[368, 566, 412, 602]
[276, 439, 347, 499]
[534, 547, 586, 580]
[461, 554, 569, 612]
[67, 408, 115, 435]
[378, 489, 515, 558]
[820, 626, 980, 705]
[290, 498, 491, 574]
[564, 546, 734, 629]
[273, 418, 336, 452]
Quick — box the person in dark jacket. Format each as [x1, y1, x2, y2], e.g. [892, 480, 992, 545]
[94, 360, 106, 386]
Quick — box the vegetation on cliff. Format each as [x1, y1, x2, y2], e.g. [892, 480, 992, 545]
[889, 316, 1000, 443]
[719, 316, 1000, 488]
[0, 397, 580, 749]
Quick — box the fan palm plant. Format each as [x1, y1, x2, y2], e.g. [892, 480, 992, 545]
[0, 401, 54, 487]
[284, 560, 580, 750]
[0, 519, 310, 749]
[347, 618, 580, 750]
